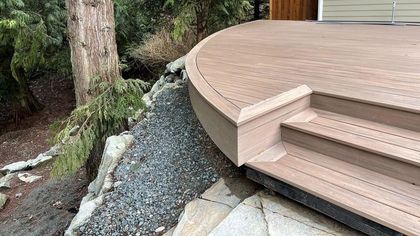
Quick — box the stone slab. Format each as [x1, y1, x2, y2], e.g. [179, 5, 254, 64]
[209, 191, 363, 236]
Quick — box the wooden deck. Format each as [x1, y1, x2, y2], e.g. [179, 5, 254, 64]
[186, 20, 420, 235]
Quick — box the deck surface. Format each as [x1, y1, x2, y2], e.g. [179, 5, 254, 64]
[190, 20, 420, 120]
[186, 20, 420, 235]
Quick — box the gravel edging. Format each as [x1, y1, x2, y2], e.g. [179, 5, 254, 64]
[79, 81, 242, 235]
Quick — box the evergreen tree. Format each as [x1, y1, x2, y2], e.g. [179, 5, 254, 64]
[0, 0, 67, 119]
[52, 0, 148, 176]
[165, 0, 251, 42]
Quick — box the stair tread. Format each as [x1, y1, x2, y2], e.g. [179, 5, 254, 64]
[284, 143, 420, 201]
[283, 115, 420, 166]
[247, 144, 420, 236]
[315, 109, 420, 143]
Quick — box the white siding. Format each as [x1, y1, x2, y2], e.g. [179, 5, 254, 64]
[322, 0, 420, 22]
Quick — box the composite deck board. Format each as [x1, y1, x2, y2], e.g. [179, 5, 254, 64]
[281, 155, 420, 218]
[186, 21, 420, 235]
[314, 109, 420, 141]
[248, 149, 420, 236]
[282, 121, 420, 166]
[312, 117, 420, 152]
[195, 21, 420, 110]
[284, 143, 420, 201]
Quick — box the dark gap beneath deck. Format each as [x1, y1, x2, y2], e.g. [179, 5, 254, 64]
[245, 167, 403, 236]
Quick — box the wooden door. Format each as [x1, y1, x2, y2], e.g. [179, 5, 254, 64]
[270, 0, 318, 20]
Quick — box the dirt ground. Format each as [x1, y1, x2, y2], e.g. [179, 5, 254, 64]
[0, 77, 87, 235]
[0, 170, 87, 236]
[0, 76, 76, 166]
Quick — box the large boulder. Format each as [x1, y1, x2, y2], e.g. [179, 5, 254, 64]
[172, 178, 259, 236]
[89, 134, 134, 196]
[209, 191, 362, 236]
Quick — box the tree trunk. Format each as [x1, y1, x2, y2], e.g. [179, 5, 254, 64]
[254, 0, 261, 20]
[66, 0, 120, 106]
[12, 67, 43, 120]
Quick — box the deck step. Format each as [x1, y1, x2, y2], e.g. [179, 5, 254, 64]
[247, 143, 420, 236]
[282, 118, 420, 167]
[281, 109, 420, 185]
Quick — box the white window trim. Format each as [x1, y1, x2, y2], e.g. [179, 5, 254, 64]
[318, 0, 323, 21]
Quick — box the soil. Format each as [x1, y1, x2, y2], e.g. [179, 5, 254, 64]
[0, 170, 87, 236]
[0, 76, 87, 235]
[0, 76, 76, 166]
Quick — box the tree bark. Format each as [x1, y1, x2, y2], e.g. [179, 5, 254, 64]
[66, 0, 120, 106]
[12, 67, 43, 120]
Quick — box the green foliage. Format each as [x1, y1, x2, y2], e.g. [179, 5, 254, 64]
[113, 0, 169, 78]
[51, 78, 149, 177]
[0, 0, 68, 114]
[164, 0, 251, 41]
[114, 0, 167, 51]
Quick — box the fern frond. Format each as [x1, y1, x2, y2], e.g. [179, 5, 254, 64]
[51, 78, 147, 177]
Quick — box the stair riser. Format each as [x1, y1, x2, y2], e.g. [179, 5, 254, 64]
[311, 94, 420, 132]
[282, 127, 420, 186]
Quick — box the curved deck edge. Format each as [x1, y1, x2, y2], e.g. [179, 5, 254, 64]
[186, 21, 420, 167]
[186, 24, 245, 124]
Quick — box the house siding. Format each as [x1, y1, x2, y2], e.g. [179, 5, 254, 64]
[322, 0, 420, 22]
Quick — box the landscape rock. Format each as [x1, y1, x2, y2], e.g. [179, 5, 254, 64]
[174, 199, 232, 236]
[0, 151, 55, 175]
[201, 177, 259, 208]
[53, 201, 64, 209]
[128, 109, 145, 127]
[260, 192, 361, 235]
[88, 134, 134, 196]
[180, 70, 189, 81]
[65, 195, 104, 236]
[43, 144, 61, 157]
[209, 194, 268, 236]
[28, 153, 53, 167]
[170, 56, 186, 74]
[172, 177, 260, 236]
[163, 227, 175, 236]
[15, 193, 22, 198]
[65, 133, 134, 235]
[142, 94, 153, 108]
[0, 173, 15, 189]
[209, 191, 361, 236]
[18, 173, 43, 183]
[155, 226, 166, 233]
[0, 161, 30, 174]
[0, 193, 8, 210]
[165, 62, 173, 75]
[165, 74, 178, 83]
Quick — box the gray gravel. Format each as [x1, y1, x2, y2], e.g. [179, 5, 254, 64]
[79, 81, 242, 235]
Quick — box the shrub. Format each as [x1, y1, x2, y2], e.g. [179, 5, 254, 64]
[129, 28, 195, 70]
[51, 78, 149, 177]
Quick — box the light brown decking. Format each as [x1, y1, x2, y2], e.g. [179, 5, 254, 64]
[186, 20, 420, 235]
[193, 20, 420, 112]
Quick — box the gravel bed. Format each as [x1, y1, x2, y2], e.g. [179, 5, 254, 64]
[79, 82, 242, 235]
